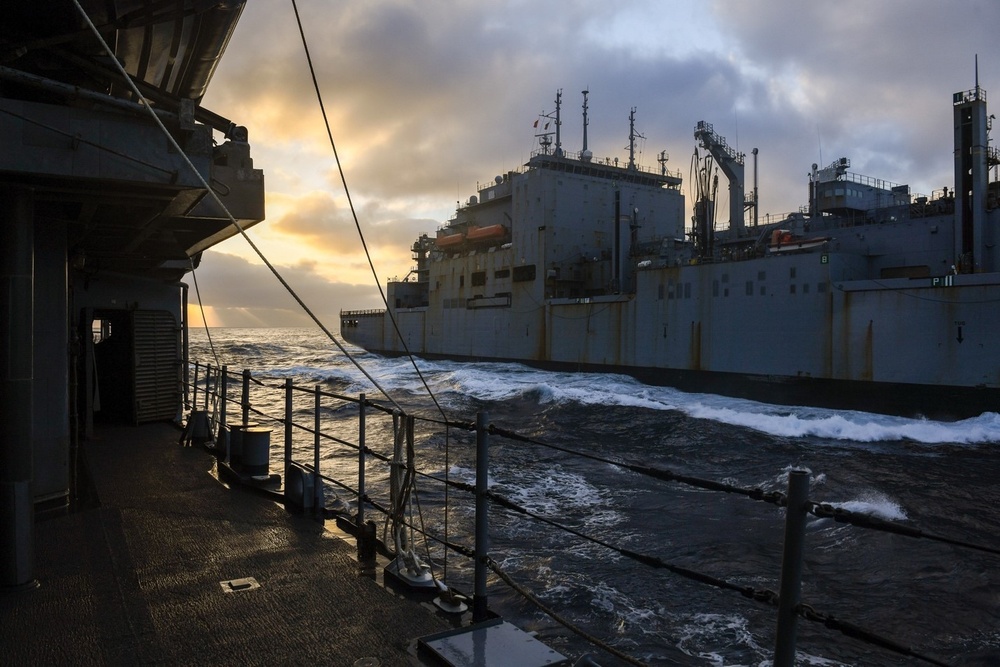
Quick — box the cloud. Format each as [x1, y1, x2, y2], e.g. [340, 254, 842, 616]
[188, 250, 382, 327]
[195, 1, 1000, 323]
[207, 2, 754, 203]
[709, 0, 1000, 191]
[267, 191, 358, 253]
[266, 190, 434, 255]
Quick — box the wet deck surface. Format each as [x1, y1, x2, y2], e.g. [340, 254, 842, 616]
[0, 422, 449, 665]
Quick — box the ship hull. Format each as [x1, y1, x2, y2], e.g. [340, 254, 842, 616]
[351, 348, 998, 420]
[343, 255, 1000, 420]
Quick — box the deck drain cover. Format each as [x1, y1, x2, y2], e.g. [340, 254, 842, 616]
[220, 577, 260, 593]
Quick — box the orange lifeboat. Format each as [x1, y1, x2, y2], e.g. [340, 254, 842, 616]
[770, 229, 794, 245]
[466, 224, 507, 242]
[768, 228, 831, 254]
[435, 231, 464, 248]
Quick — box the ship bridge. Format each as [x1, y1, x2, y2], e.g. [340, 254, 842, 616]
[527, 149, 683, 190]
[811, 157, 911, 218]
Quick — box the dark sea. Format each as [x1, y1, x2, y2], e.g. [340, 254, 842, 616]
[190, 327, 1000, 667]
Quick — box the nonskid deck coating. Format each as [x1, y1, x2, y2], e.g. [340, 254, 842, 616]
[0, 422, 449, 665]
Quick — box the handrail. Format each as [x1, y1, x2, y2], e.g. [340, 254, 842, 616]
[182, 359, 978, 666]
[339, 308, 386, 317]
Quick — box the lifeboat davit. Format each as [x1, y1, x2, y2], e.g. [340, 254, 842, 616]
[466, 224, 507, 242]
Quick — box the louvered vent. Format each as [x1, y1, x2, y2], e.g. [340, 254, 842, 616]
[132, 310, 181, 424]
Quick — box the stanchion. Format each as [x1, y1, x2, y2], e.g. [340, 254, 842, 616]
[473, 411, 490, 622]
[774, 469, 809, 667]
[356, 394, 376, 570]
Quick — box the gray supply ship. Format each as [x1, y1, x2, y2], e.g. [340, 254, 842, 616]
[341, 86, 1000, 419]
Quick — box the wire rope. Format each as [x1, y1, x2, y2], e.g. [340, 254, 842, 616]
[70, 0, 404, 414]
[288, 0, 460, 592]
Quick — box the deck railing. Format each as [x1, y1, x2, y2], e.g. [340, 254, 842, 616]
[182, 360, 983, 667]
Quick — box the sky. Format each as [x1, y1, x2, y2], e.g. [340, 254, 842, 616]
[190, 0, 1000, 327]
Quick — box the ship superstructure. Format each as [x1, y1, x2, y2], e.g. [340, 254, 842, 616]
[343, 84, 1000, 418]
[1, 0, 264, 588]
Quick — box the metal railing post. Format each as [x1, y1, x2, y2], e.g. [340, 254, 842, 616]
[284, 378, 293, 482]
[473, 411, 490, 622]
[358, 393, 366, 527]
[356, 393, 376, 570]
[241, 369, 250, 425]
[192, 362, 200, 410]
[774, 469, 809, 667]
[203, 364, 211, 410]
[313, 385, 321, 516]
[219, 365, 229, 462]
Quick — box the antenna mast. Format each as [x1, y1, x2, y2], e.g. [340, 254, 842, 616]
[657, 150, 669, 175]
[581, 89, 591, 161]
[627, 107, 643, 170]
[554, 89, 563, 157]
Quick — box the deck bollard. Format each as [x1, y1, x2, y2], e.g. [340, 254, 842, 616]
[241, 427, 272, 477]
[229, 421, 259, 467]
[473, 411, 490, 622]
[774, 469, 809, 667]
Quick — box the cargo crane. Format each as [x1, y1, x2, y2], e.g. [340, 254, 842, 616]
[694, 121, 747, 237]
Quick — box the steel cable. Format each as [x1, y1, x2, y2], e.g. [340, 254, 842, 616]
[71, 0, 405, 415]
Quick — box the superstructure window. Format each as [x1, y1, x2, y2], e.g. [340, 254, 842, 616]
[471, 271, 486, 287]
[495, 268, 510, 279]
[513, 264, 536, 282]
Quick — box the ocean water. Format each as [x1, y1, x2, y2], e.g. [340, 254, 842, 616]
[190, 327, 1000, 666]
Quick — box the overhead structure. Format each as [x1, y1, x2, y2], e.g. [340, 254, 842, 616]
[1, 0, 265, 589]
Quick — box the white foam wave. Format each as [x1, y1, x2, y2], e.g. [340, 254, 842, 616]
[493, 463, 622, 530]
[430, 361, 1000, 445]
[825, 491, 908, 522]
[674, 612, 765, 665]
[196, 332, 1000, 446]
[685, 402, 1000, 445]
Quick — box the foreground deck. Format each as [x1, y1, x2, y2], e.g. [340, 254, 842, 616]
[0, 422, 448, 665]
